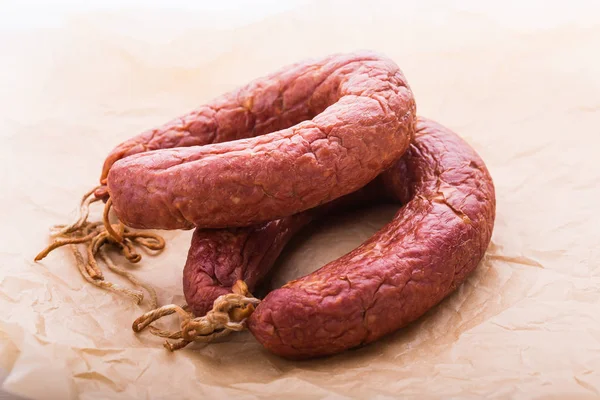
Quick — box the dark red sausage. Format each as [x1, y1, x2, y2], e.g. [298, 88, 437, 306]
[104, 53, 416, 230]
[183, 118, 495, 359]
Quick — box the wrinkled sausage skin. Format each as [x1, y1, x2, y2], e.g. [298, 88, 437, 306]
[105, 53, 416, 230]
[246, 119, 495, 358]
[183, 214, 314, 317]
[232, 118, 495, 359]
[181, 118, 495, 359]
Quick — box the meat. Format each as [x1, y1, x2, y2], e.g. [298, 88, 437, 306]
[103, 52, 416, 230]
[182, 118, 496, 359]
[91, 51, 494, 360]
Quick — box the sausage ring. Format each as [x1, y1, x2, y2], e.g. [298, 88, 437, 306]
[38, 52, 494, 360]
[182, 118, 496, 359]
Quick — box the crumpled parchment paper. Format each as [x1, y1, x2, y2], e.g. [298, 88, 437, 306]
[1, 1, 600, 399]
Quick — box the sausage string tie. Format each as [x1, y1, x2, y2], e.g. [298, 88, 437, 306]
[132, 280, 260, 351]
[34, 186, 165, 308]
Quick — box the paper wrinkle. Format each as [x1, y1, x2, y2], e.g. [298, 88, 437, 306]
[2, 1, 600, 399]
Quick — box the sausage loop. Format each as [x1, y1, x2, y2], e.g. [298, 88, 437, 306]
[35, 52, 494, 359]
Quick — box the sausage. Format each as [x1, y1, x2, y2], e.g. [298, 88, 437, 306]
[183, 118, 495, 359]
[103, 52, 416, 230]
[249, 118, 495, 359]
[183, 214, 314, 317]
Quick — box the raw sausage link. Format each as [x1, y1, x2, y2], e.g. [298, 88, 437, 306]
[182, 118, 494, 359]
[105, 52, 416, 230]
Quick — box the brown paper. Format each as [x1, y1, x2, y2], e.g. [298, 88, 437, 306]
[2, 1, 600, 399]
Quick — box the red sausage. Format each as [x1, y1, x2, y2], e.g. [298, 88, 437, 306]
[183, 118, 495, 359]
[103, 53, 416, 230]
